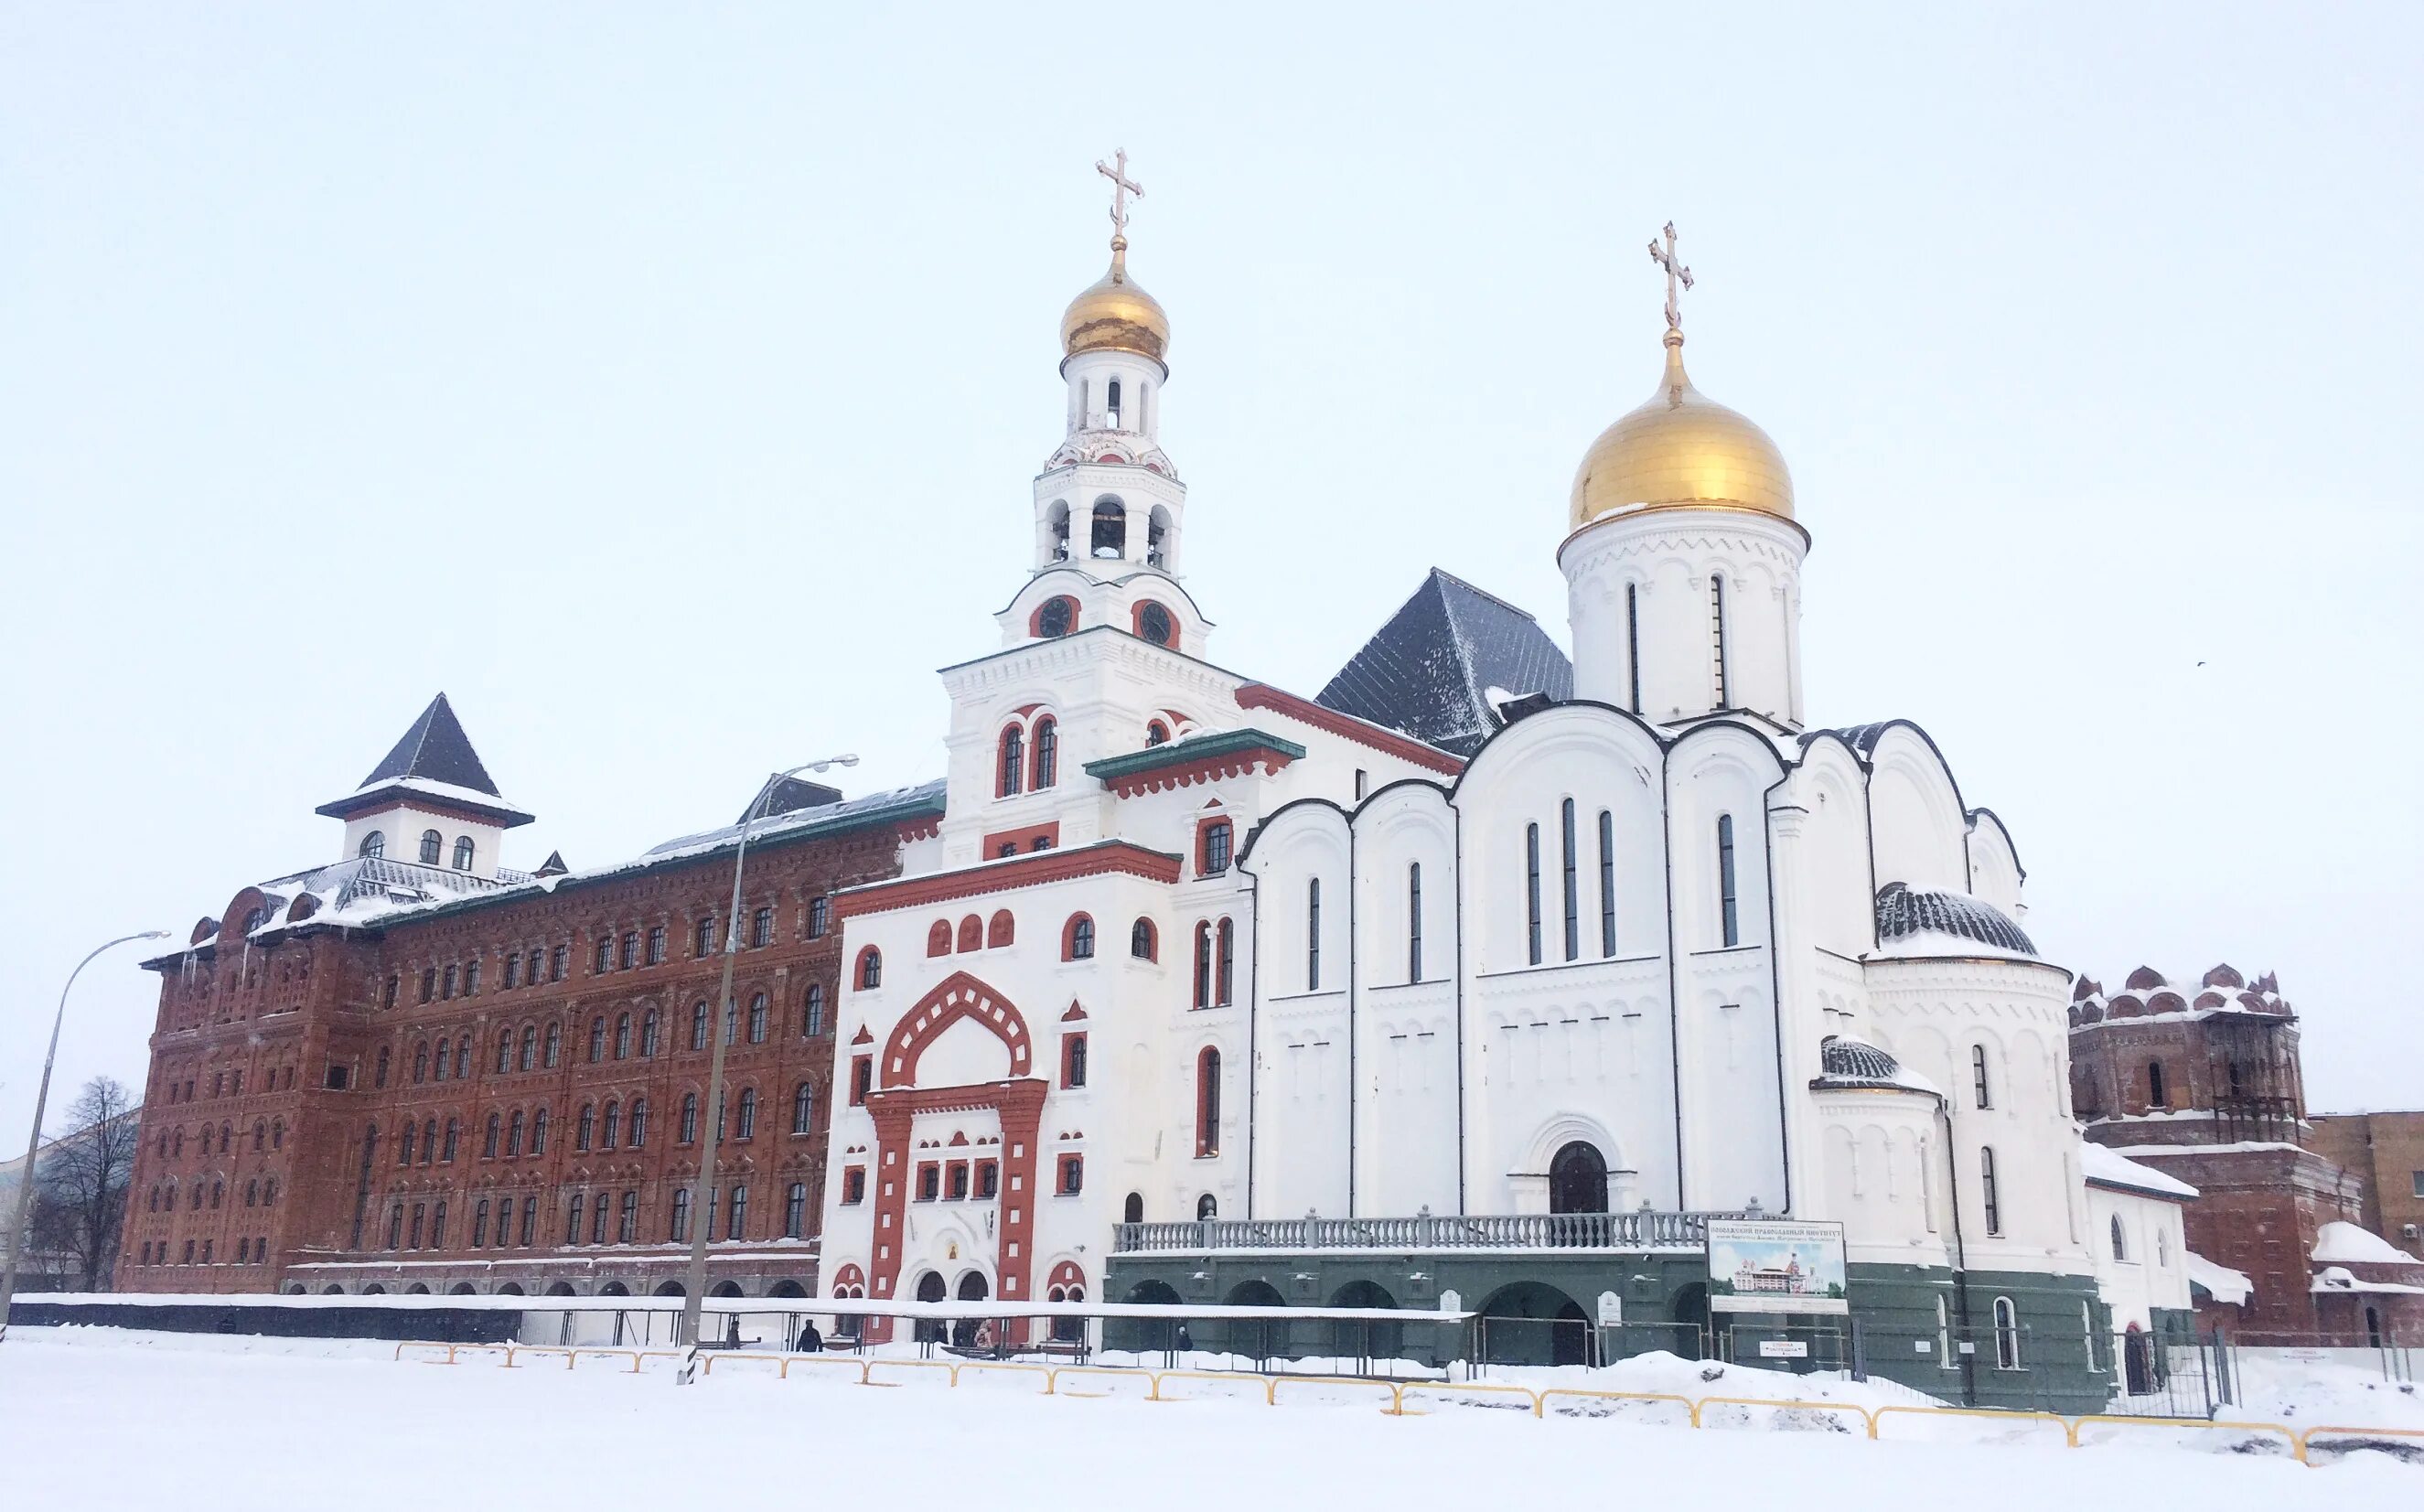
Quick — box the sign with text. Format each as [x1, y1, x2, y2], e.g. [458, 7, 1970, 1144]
[1757, 1339, 1809, 1358]
[1705, 1219, 1849, 1315]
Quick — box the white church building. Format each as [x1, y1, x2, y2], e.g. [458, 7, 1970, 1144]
[811, 171, 2186, 1408]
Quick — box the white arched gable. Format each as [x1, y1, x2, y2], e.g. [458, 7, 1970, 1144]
[1239, 801, 1351, 997]
[1668, 723, 1787, 953]
[1965, 809, 2025, 916]
[1863, 724, 1970, 895]
[1783, 736, 1876, 957]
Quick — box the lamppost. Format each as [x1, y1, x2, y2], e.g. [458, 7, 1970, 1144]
[677, 756, 857, 1381]
[1, 929, 170, 1343]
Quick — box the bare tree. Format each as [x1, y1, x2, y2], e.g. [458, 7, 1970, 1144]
[33, 1077, 140, 1292]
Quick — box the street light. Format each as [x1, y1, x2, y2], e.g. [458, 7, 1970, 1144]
[676, 756, 857, 1381]
[1, 929, 171, 1343]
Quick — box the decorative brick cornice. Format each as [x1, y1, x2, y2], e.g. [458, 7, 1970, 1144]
[831, 841, 1184, 922]
[1232, 683, 1464, 775]
[1084, 727, 1305, 797]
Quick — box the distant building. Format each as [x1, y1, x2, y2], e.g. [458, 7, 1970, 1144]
[2308, 1110, 2424, 1253]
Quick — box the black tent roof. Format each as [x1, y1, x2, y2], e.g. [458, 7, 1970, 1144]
[1315, 570, 1572, 758]
[359, 692, 502, 796]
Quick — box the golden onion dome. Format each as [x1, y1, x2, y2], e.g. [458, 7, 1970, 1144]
[1570, 329, 1794, 530]
[1061, 235, 1169, 366]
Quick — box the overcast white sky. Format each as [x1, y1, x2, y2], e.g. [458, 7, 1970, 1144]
[3, 4, 2419, 1143]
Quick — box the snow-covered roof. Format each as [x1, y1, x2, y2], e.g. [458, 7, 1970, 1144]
[1872, 883, 2037, 958]
[1315, 569, 1571, 758]
[1810, 1035, 1941, 1097]
[2311, 1266, 2424, 1296]
[2184, 1250, 2252, 1306]
[312, 693, 533, 825]
[2079, 1142, 2198, 1201]
[2311, 1220, 2421, 1266]
[2068, 962, 2295, 1024]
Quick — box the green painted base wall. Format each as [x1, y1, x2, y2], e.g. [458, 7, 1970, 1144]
[1105, 1250, 2116, 1413]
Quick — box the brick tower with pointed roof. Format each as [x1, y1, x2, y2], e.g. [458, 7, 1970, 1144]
[312, 693, 531, 879]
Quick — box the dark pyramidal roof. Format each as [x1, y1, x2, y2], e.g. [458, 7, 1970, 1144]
[1316, 570, 1572, 759]
[361, 692, 502, 796]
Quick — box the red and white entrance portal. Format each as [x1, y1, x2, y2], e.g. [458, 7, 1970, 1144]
[859, 971, 1045, 1341]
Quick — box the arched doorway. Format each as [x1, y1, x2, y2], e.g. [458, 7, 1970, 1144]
[447, 1281, 477, 1296]
[597, 1281, 629, 1297]
[914, 1271, 949, 1344]
[2122, 1323, 2153, 1395]
[496, 1282, 526, 1296]
[360, 1284, 387, 1296]
[1668, 1281, 1710, 1358]
[320, 1284, 345, 1296]
[954, 1271, 991, 1348]
[1123, 1192, 1144, 1224]
[1328, 1280, 1401, 1363]
[768, 1280, 807, 1299]
[1477, 1281, 1591, 1367]
[1121, 1278, 1183, 1353]
[405, 1282, 431, 1295]
[284, 1283, 306, 1295]
[1222, 1279, 1287, 1360]
[1549, 1141, 1610, 1215]
[543, 1281, 575, 1296]
[652, 1281, 684, 1297]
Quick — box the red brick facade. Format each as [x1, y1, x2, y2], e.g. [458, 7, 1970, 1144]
[115, 820, 917, 1299]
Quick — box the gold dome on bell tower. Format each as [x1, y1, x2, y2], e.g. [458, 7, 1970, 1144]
[1569, 223, 1794, 531]
[1061, 148, 1170, 369]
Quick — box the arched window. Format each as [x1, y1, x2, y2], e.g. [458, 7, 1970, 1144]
[1064, 914, 1095, 961]
[802, 984, 826, 1037]
[473, 1199, 490, 1249]
[418, 830, 443, 865]
[1196, 1048, 1221, 1156]
[1035, 595, 1075, 638]
[1106, 376, 1123, 426]
[786, 1182, 809, 1239]
[518, 1024, 537, 1071]
[1971, 1044, 1993, 1109]
[2146, 1059, 2167, 1108]
[735, 1088, 757, 1140]
[1123, 1192, 1144, 1224]
[988, 910, 1015, 948]
[1193, 921, 1213, 1008]
[1200, 819, 1232, 875]
[641, 1009, 660, 1057]
[495, 1030, 512, 1075]
[1196, 1193, 1217, 1220]
[454, 1035, 470, 1078]
[956, 914, 983, 952]
[615, 1013, 632, 1059]
[997, 724, 1025, 797]
[1717, 814, 1741, 948]
[681, 1093, 700, 1145]
[1131, 917, 1156, 960]
[691, 1001, 710, 1051]
[670, 1188, 692, 1244]
[2156, 1227, 2170, 1267]
[542, 1022, 562, 1067]
[1407, 863, 1423, 982]
[1711, 572, 1731, 704]
[1146, 720, 1171, 746]
[856, 948, 883, 990]
[566, 1194, 584, 1247]
[1550, 1141, 1611, 1215]
[1991, 1296, 2022, 1369]
[1032, 717, 1058, 788]
[748, 992, 769, 1044]
[1091, 500, 1126, 558]
[793, 1081, 815, 1135]
[927, 919, 952, 956]
[808, 896, 830, 938]
[412, 1042, 429, 1084]
[530, 1107, 548, 1154]
[1525, 821, 1543, 964]
[400, 1122, 417, 1163]
[1625, 583, 1643, 711]
[576, 1103, 596, 1152]
[442, 1119, 458, 1162]
[1979, 1145, 2002, 1235]
[452, 835, 475, 872]
[375, 1046, 391, 1089]
[1215, 918, 1235, 1006]
[507, 1110, 525, 1156]
[589, 1016, 607, 1063]
[1560, 798, 1581, 960]
[483, 1113, 500, 1159]
[628, 1098, 649, 1148]
[1306, 879, 1322, 991]
[359, 831, 384, 859]
[1597, 809, 1617, 956]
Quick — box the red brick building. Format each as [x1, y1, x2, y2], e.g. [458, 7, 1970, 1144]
[2068, 964, 2423, 1344]
[114, 695, 939, 1300]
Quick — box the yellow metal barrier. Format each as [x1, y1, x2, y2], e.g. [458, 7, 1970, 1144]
[1047, 1365, 1157, 1399]
[955, 1360, 1056, 1394]
[700, 1351, 791, 1378]
[392, 1341, 457, 1365]
[1871, 1403, 2067, 1443]
[1690, 1395, 1878, 1438]
[1393, 1381, 1544, 1418]
[1271, 1375, 1399, 1412]
[1154, 1369, 1277, 1405]
[863, 1357, 959, 1389]
[452, 1344, 514, 1367]
[2299, 1423, 2424, 1461]
[784, 1354, 872, 1385]
[1537, 1388, 1697, 1425]
[2066, 1414, 2303, 1462]
[570, 1348, 645, 1373]
[503, 1346, 575, 1370]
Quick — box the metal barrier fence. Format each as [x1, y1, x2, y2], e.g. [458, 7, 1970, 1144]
[375, 1338, 2422, 1463]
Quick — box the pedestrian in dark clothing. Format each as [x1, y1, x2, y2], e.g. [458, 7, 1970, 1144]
[796, 1320, 823, 1353]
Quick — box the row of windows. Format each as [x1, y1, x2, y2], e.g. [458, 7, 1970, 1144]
[138, 1237, 270, 1267]
[156, 1118, 284, 1163]
[378, 899, 838, 1011]
[1518, 806, 1736, 967]
[359, 829, 477, 872]
[144, 1174, 279, 1212]
[160, 1065, 296, 1105]
[997, 717, 1061, 798]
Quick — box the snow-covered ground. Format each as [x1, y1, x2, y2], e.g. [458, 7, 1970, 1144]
[0, 1327, 2414, 1509]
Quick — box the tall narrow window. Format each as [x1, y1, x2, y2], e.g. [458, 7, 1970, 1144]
[1196, 1047, 1221, 1157]
[1625, 583, 1642, 712]
[1717, 814, 1740, 948]
[1525, 823, 1543, 966]
[2146, 1059, 2167, 1108]
[786, 1183, 808, 1239]
[1992, 1296, 2021, 1369]
[802, 985, 826, 1038]
[1561, 798, 1580, 961]
[1972, 1045, 1993, 1109]
[1597, 809, 1617, 957]
[453, 835, 475, 872]
[1979, 1145, 2002, 1236]
[1407, 863, 1423, 982]
[997, 724, 1025, 797]
[1106, 377, 1122, 427]
[1194, 922, 1213, 1009]
[1306, 879, 1322, 991]
[1215, 919, 1234, 1005]
[792, 1082, 814, 1135]
[1032, 717, 1058, 788]
[1711, 573, 1730, 705]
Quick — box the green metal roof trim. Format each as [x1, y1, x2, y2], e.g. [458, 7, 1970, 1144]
[1082, 727, 1307, 783]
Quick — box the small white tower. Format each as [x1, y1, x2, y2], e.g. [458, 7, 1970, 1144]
[1001, 152, 1206, 658]
[1558, 223, 1806, 731]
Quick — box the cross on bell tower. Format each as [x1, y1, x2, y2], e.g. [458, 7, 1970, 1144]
[1648, 220, 1693, 331]
[1096, 148, 1144, 245]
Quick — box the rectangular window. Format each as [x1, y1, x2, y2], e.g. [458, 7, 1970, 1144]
[1597, 809, 1616, 957]
[695, 917, 715, 957]
[1063, 1033, 1089, 1088]
[520, 1196, 537, 1247]
[1561, 797, 1580, 961]
[752, 907, 774, 948]
[977, 1161, 998, 1199]
[842, 1168, 866, 1204]
[1717, 814, 1740, 948]
[1407, 863, 1422, 983]
[1711, 574, 1730, 705]
[917, 1163, 939, 1202]
[785, 1183, 807, 1239]
[726, 1185, 747, 1240]
[594, 938, 613, 975]
[1980, 1145, 2002, 1236]
[1306, 878, 1322, 992]
[618, 1191, 637, 1244]
[948, 1163, 969, 1201]
[851, 1056, 872, 1105]
[646, 926, 666, 965]
[808, 896, 830, 938]
[619, 931, 638, 970]
[1058, 1155, 1084, 1195]
[1625, 583, 1641, 712]
[549, 945, 567, 981]
[1525, 823, 1543, 965]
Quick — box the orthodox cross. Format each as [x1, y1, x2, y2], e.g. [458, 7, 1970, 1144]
[1096, 148, 1144, 237]
[1647, 220, 1693, 330]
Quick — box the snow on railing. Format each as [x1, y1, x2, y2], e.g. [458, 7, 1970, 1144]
[1113, 1210, 1758, 1254]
